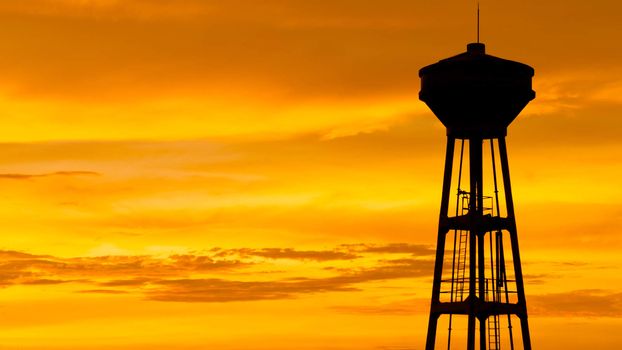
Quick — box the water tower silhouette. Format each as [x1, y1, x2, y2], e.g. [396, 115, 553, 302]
[419, 42, 534, 350]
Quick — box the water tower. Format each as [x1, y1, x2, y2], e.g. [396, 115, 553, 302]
[419, 42, 534, 350]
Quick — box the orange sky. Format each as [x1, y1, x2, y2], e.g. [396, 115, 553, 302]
[0, 1, 620, 349]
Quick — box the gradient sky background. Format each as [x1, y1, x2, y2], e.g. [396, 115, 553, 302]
[0, 1, 620, 349]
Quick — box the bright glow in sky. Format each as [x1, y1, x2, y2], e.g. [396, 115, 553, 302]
[0, 1, 621, 349]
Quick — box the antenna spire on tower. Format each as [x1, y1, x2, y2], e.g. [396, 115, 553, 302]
[477, 1, 486, 44]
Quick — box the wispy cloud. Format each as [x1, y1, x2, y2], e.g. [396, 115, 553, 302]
[77, 289, 129, 294]
[147, 257, 433, 302]
[344, 243, 435, 256]
[0, 171, 100, 180]
[0, 245, 433, 302]
[216, 247, 360, 261]
[332, 298, 428, 315]
[5, 245, 605, 311]
[529, 289, 622, 317]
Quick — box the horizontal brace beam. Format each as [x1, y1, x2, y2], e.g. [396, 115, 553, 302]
[441, 215, 512, 233]
[430, 299, 527, 318]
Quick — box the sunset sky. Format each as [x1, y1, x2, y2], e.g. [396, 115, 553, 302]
[0, 1, 620, 349]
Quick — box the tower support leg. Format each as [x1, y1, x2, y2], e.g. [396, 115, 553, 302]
[467, 138, 483, 350]
[425, 313, 440, 350]
[498, 137, 532, 350]
[466, 313, 475, 350]
[520, 315, 532, 350]
[425, 137, 456, 350]
[480, 317, 487, 350]
[479, 234, 487, 350]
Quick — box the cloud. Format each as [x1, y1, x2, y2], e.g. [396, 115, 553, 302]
[20, 278, 82, 285]
[0, 249, 248, 284]
[0, 246, 434, 302]
[147, 257, 433, 302]
[529, 289, 622, 317]
[0, 0, 214, 20]
[97, 278, 153, 287]
[0, 0, 617, 104]
[522, 273, 553, 285]
[147, 278, 357, 302]
[331, 298, 428, 315]
[213, 244, 436, 262]
[3, 247, 622, 319]
[0, 250, 52, 259]
[0, 1, 426, 103]
[0, 171, 100, 180]
[345, 243, 436, 256]
[216, 248, 360, 261]
[77, 289, 129, 294]
[0, 0, 619, 145]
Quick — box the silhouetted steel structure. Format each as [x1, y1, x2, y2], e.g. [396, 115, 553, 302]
[419, 43, 535, 350]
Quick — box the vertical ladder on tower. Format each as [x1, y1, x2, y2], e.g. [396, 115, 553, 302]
[454, 230, 468, 301]
[453, 191, 470, 302]
[488, 314, 501, 350]
[485, 278, 502, 350]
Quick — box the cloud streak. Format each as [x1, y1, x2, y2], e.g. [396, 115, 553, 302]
[529, 289, 622, 317]
[147, 257, 433, 302]
[0, 171, 100, 180]
[0, 245, 433, 302]
[217, 248, 360, 261]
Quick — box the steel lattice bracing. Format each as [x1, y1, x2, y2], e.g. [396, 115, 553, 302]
[424, 137, 531, 350]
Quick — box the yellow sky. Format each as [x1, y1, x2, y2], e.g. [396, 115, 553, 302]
[0, 1, 620, 349]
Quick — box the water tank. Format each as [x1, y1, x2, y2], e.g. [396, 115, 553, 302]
[419, 43, 535, 138]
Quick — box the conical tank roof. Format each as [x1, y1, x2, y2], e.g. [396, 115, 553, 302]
[419, 43, 535, 138]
